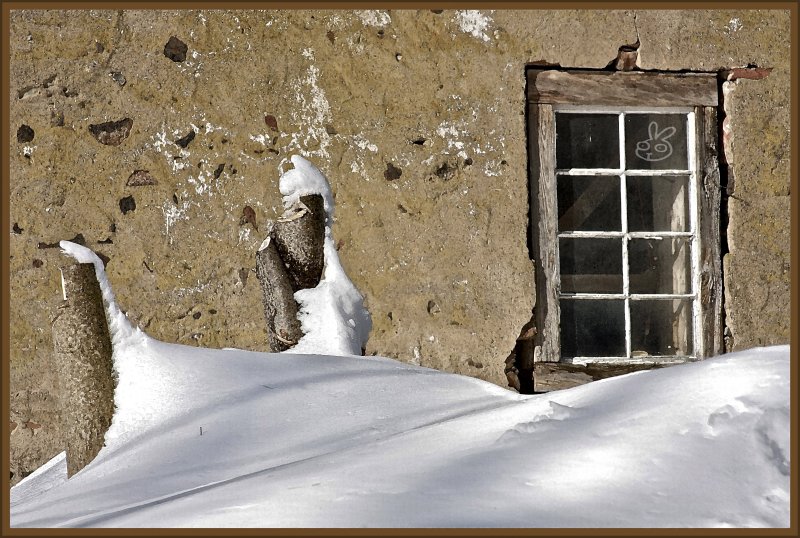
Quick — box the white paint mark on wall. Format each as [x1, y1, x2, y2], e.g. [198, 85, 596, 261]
[346, 34, 366, 55]
[237, 227, 252, 245]
[280, 57, 333, 174]
[186, 167, 215, 196]
[150, 119, 234, 203]
[436, 120, 471, 156]
[150, 129, 169, 153]
[727, 18, 743, 33]
[484, 159, 504, 177]
[454, 10, 493, 42]
[348, 134, 379, 182]
[356, 10, 391, 27]
[328, 15, 343, 28]
[353, 134, 378, 153]
[175, 280, 211, 298]
[22, 146, 35, 157]
[162, 199, 190, 244]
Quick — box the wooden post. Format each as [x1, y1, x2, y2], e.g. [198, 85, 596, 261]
[256, 194, 326, 352]
[255, 238, 304, 352]
[271, 194, 326, 291]
[51, 263, 115, 477]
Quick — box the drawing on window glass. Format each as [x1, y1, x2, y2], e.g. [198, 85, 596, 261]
[634, 121, 676, 162]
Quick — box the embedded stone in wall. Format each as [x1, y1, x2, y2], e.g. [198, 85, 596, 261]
[384, 162, 402, 181]
[213, 163, 225, 179]
[164, 36, 188, 62]
[109, 71, 127, 87]
[119, 196, 136, 214]
[175, 129, 196, 149]
[88, 118, 133, 146]
[126, 170, 157, 186]
[240, 205, 258, 231]
[17, 124, 34, 143]
[264, 115, 279, 132]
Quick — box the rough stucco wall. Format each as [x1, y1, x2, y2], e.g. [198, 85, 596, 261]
[722, 71, 792, 350]
[8, 9, 792, 485]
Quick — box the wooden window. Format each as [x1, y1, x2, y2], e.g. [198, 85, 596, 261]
[527, 69, 723, 365]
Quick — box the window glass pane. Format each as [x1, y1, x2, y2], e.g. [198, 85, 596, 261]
[627, 175, 690, 232]
[629, 238, 692, 295]
[556, 113, 619, 169]
[630, 299, 694, 357]
[560, 238, 622, 293]
[625, 114, 688, 170]
[557, 175, 621, 232]
[561, 299, 626, 357]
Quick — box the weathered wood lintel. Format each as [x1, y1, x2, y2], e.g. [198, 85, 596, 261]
[527, 69, 718, 107]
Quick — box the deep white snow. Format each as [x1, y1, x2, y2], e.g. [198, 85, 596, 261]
[9, 157, 791, 529]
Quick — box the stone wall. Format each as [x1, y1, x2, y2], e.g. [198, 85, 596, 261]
[8, 9, 792, 485]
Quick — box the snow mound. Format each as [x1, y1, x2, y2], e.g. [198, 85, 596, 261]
[11, 342, 790, 528]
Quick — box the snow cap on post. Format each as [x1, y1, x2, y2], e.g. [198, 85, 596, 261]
[279, 155, 335, 222]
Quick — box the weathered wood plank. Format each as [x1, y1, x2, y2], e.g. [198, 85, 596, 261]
[529, 104, 561, 362]
[696, 106, 724, 357]
[528, 69, 718, 107]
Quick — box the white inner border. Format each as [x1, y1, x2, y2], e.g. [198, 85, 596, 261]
[552, 106, 701, 365]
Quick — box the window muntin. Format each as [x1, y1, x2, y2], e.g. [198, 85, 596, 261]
[554, 107, 700, 362]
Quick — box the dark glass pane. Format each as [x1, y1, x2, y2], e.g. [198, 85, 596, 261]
[627, 175, 690, 232]
[556, 113, 619, 169]
[625, 114, 688, 170]
[630, 299, 693, 357]
[561, 299, 625, 357]
[559, 238, 622, 293]
[557, 175, 621, 232]
[629, 238, 692, 294]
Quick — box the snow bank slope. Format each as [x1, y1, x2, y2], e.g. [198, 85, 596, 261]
[11, 342, 789, 528]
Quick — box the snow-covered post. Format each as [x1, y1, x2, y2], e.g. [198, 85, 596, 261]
[256, 155, 372, 356]
[51, 262, 115, 477]
[256, 194, 326, 352]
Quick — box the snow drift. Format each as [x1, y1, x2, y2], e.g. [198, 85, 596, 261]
[11, 341, 790, 528]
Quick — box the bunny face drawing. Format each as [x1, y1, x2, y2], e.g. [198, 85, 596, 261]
[635, 121, 676, 162]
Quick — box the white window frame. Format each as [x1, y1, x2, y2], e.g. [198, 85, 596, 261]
[526, 69, 724, 366]
[553, 106, 701, 364]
